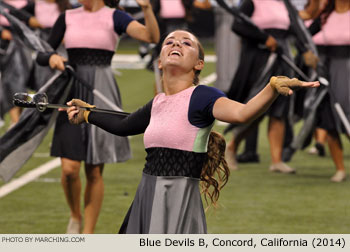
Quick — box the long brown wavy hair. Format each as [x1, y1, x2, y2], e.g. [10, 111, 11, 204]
[200, 131, 230, 208]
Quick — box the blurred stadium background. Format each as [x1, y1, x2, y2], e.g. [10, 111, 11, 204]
[0, 14, 349, 234]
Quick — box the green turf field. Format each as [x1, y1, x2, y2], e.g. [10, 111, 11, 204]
[0, 41, 349, 234]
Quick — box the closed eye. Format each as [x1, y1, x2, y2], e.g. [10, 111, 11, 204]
[165, 40, 173, 45]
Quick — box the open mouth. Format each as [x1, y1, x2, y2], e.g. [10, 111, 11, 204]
[169, 50, 182, 56]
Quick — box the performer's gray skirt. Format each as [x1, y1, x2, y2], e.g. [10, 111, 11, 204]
[51, 65, 131, 164]
[29, 29, 67, 91]
[329, 55, 350, 127]
[120, 172, 207, 234]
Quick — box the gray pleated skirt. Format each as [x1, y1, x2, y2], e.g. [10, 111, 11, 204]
[51, 65, 131, 164]
[329, 56, 350, 128]
[120, 172, 207, 234]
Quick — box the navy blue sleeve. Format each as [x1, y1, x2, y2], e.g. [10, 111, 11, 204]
[113, 9, 134, 36]
[188, 85, 226, 128]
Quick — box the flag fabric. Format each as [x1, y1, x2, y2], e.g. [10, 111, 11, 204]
[0, 71, 73, 182]
[0, 4, 53, 53]
[0, 11, 126, 182]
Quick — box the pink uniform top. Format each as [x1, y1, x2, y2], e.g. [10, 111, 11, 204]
[64, 6, 118, 51]
[0, 0, 28, 26]
[159, 0, 185, 19]
[144, 85, 224, 154]
[313, 11, 350, 46]
[144, 87, 200, 152]
[251, 0, 290, 30]
[35, 0, 60, 28]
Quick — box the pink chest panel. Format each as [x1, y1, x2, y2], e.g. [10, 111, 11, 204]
[313, 11, 350, 46]
[0, 0, 28, 26]
[144, 87, 200, 152]
[64, 7, 118, 51]
[251, 0, 290, 30]
[159, 0, 185, 19]
[35, 0, 60, 28]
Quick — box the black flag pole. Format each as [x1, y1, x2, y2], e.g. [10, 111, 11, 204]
[13, 92, 130, 117]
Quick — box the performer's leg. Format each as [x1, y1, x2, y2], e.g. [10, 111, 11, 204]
[8, 107, 22, 126]
[83, 163, 104, 234]
[315, 128, 327, 144]
[268, 117, 285, 164]
[327, 133, 346, 182]
[226, 117, 263, 170]
[315, 128, 327, 156]
[61, 158, 82, 233]
[268, 117, 295, 173]
[237, 126, 259, 163]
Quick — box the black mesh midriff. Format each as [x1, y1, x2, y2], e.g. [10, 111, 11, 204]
[143, 147, 207, 179]
[317, 45, 350, 59]
[67, 48, 114, 66]
[264, 29, 289, 39]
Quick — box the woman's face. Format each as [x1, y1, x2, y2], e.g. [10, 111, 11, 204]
[158, 30, 203, 73]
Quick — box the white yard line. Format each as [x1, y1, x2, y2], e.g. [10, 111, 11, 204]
[0, 158, 60, 198]
[199, 73, 217, 86]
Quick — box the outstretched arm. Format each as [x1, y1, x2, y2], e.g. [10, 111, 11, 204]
[213, 76, 319, 124]
[125, 0, 160, 43]
[65, 99, 153, 136]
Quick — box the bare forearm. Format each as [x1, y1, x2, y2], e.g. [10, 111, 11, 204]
[213, 83, 278, 124]
[213, 76, 319, 124]
[142, 4, 160, 43]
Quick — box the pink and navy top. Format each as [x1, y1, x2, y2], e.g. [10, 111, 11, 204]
[232, 0, 293, 44]
[250, 0, 290, 31]
[0, 0, 28, 27]
[36, 6, 134, 66]
[159, 0, 185, 19]
[88, 85, 226, 178]
[312, 11, 350, 46]
[35, 0, 60, 28]
[18, 0, 61, 28]
[308, 10, 350, 58]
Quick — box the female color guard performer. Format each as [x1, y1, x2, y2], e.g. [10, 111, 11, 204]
[19, 0, 71, 90]
[36, 0, 159, 233]
[64, 30, 319, 233]
[309, 0, 350, 181]
[225, 0, 319, 172]
[0, 0, 41, 127]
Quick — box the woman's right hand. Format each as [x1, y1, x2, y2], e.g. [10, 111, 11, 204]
[49, 54, 67, 71]
[60, 99, 96, 124]
[265, 35, 278, 52]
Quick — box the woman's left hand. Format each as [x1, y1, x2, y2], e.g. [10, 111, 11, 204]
[135, 0, 151, 8]
[303, 50, 319, 69]
[269, 76, 320, 96]
[29, 17, 43, 29]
